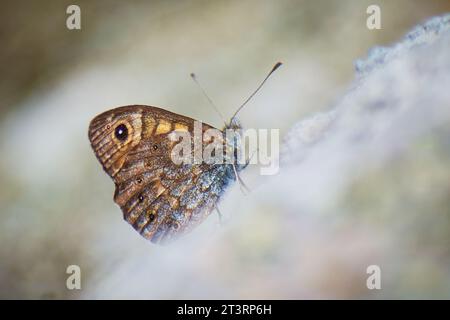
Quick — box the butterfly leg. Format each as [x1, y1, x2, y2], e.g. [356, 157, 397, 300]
[232, 163, 250, 195]
[214, 203, 224, 225]
[243, 147, 258, 169]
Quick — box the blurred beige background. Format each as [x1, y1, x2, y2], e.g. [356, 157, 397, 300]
[0, 0, 449, 299]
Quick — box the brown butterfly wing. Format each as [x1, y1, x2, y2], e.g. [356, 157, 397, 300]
[88, 105, 225, 243]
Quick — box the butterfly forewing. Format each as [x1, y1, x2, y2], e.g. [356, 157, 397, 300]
[88, 105, 237, 244]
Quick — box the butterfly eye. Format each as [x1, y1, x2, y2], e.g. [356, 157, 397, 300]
[114, 124, 128, 141]
[152, 144, 158, 151]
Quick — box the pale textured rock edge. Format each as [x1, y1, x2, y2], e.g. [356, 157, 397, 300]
[282, 14, 450, 165]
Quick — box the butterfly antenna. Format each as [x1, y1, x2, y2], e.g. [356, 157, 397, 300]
[231, 62, 283, 121]
[190, 73, 227, 126]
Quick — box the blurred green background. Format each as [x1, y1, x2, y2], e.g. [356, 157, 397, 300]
[0, 0, 449, 299]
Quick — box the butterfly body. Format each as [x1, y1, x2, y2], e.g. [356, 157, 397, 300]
[88, 105, 242, 244]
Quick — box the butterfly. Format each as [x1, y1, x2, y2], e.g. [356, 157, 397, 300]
[88, 63, 281, 244]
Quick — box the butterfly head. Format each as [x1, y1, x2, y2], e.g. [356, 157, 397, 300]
[88, 106, 143, 177]
[221, 117, 246, 173]
[225, 116, 242, 131]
